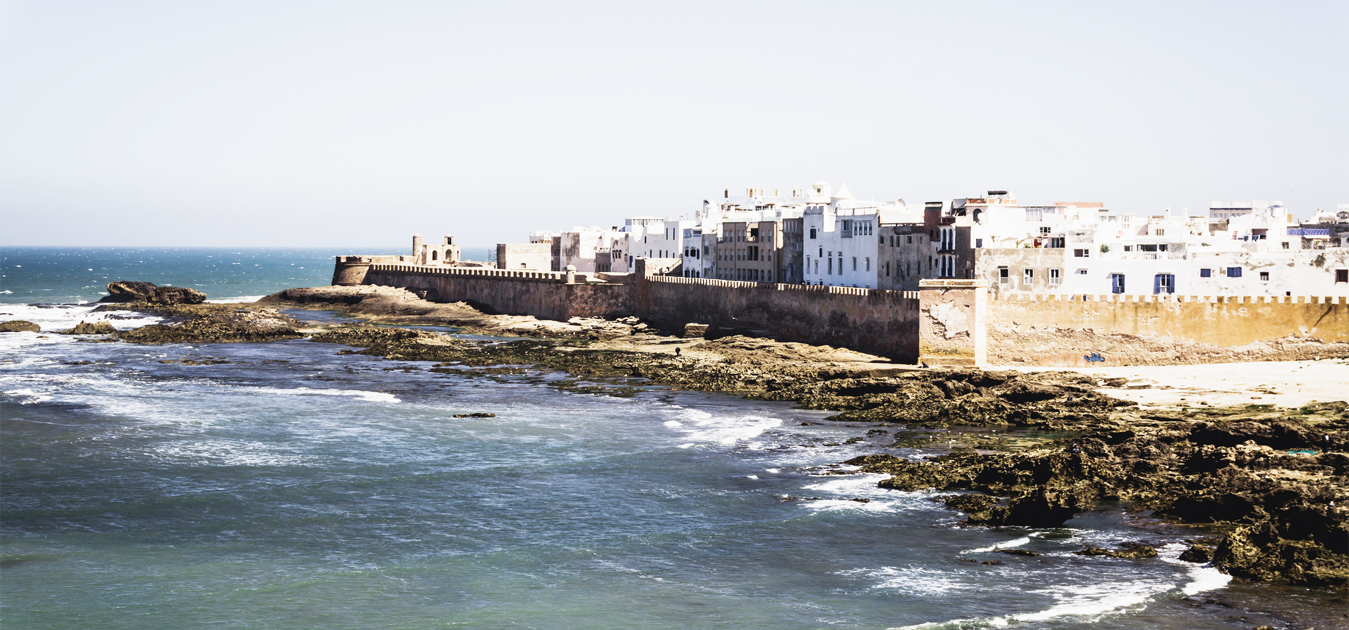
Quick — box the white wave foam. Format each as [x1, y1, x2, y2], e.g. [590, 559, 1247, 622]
[842, 566, 970, 597]
[153, 439, 311, 467]
[963, 536, 1032, 554]
[798, 473, 923, 513]
[660, 405, 781, 446]
[0, 303, 162, 334]
[3, 388, 54, 404]
[249, 387, 400, 404]
[1158, 542, 1232, 596]
[888, 575, 1205, 629]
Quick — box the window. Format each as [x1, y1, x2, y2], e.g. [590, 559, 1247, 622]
[1154, 274, 1175, 294]
[1282, 242, 1290, 250]
[1337, 270, 1348, 283]
[907, 236, 913, 244]
[1023, 268, 1034, 285]
[1048, 237, 1064, 248]
[886, 262, 891, 277]
[865, 257, 870, 271]
[976, 238, 983, 248]
[1074, 249, 1089, 258]
[852, 257, 857, 271]
[1040, 226, 1052, 235]
[1076, 269, 1088, 275]
[998, 266, 1010, 285]
[1200, 268, 1211, 278]
[1227, 267, 1243, 278]
[1156, 229, 1165, 236]
[1124, 245, 1133, 252]
[1110, 273, 1126, 294]
[1259, 271, 1270, 281]
[828, 258, 832, 274]
[1049, 269, 1061, 286]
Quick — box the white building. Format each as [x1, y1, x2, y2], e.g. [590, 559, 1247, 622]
[803, 182, 917, 289]
[976, 201, 1349, 297]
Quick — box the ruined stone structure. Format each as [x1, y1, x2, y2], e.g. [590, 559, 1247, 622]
[917, 280, 987, 367]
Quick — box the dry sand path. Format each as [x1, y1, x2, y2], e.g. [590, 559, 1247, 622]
[1002, 359, 1349, 408]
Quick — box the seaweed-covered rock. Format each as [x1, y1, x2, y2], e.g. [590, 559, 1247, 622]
[117, 308, 302, 344]
[966, 487, 1086, 528]
[63, 321, 116, 335]
[0, 320, 40, 333]
[1180, 543, 1215, 563]
[1074, 543, 1157, 559]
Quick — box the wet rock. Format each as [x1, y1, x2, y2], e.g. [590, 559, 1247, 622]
[100, 281, 206, 305]
[1073, 543, 1157, 559]
[967, 487, 1086, 528]
[116, 307, 302, 344]
[1189, 419, 1319, 450]
[1180, 544, 1215, 563]
[63, 321, 116, 335]
[1213, 520, 1349, 587]
[936, 494, 1000, 514]
[452, 412, 496, 418]
[0, 320, 40, 333]
[995, 549, 1041, 557]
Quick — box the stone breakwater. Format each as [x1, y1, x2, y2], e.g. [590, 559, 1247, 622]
[82, 286, 1349, 588]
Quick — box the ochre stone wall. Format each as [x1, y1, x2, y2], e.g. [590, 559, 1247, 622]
[988, 293, 1349, 366]
[637, 276, 920, 360]
[364, 265, 632, 321]
[917, 280, 987, 367]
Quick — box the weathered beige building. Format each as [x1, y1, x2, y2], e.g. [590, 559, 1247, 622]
[496, 243, 552, 270]
[714, 221, 783, 283]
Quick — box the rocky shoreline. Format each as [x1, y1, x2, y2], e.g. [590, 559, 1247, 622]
[30, 284, 1349, 590]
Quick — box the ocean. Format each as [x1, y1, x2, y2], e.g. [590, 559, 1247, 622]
[0, 247, 1333, 629]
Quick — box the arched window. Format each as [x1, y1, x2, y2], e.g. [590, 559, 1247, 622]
[431, 250, 438, 261]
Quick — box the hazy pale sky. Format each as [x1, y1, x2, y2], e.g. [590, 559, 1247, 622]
[2, 0, 1345, 248]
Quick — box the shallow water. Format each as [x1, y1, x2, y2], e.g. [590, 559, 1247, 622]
[1, 249, 1342, 629]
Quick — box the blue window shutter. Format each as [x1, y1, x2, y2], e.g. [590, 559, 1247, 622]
[1154, 275, 1162, 294]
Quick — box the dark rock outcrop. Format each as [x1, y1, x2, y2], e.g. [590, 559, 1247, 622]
[1073, 543, 1158, 559]
[0, 320, 40, 333]
[115, 306, 302, 344]
[63, 321, 116, 335]
[100, 281, 206, 305]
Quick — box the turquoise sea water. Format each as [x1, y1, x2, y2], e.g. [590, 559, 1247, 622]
[1, 248, 1341, 629]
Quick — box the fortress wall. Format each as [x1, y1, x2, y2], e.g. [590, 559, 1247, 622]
[987, 293, 1349, 366]
[346, 259, 1346, 367]
[364, 265, 632, 321]
[636, 276, 921, 360]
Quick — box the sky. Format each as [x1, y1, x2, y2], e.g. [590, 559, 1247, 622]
[1, 0, 1345, 248]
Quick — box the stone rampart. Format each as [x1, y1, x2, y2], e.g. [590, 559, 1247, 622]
[364, 264, 632, 321]
[340, 256, 1348, 367]
[638, 276, 921, 360]
[988, 292, 1349, 366]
